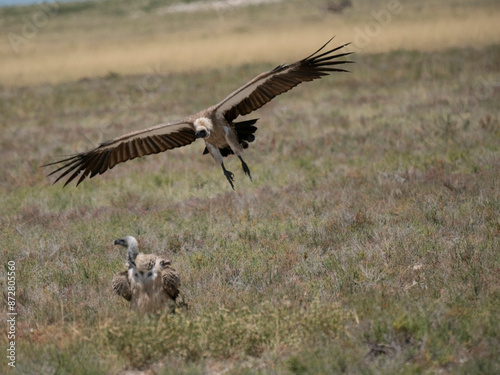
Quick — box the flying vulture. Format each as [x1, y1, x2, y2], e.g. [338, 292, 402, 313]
[112, 236, 180, 314]
[44, 38, 352, 189]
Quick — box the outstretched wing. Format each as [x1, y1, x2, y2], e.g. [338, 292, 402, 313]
[43, 120, 195, 186]
[112, 270, 132, 302]
[215, 38, 353, 123]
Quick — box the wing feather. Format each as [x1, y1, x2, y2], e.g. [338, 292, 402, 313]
[161, 266, 180, 301]
[216, 38, 353, 122]
[144, 137, 160, 154]
[43, 120, 195, 186]
[152, 135, 168, 152]
[112, 270, 132, 302]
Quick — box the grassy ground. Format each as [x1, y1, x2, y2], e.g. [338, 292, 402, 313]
[1, 0, 500, 374]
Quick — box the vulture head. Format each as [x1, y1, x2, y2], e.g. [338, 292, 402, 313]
[194, 117, 213, 139]
[114, 236, 139, 268]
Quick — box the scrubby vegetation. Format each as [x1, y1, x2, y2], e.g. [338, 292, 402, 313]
[1, 0, 499, 374]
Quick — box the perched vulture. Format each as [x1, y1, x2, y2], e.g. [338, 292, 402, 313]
[111, 236, 180, 314]
[44, 38, 352, 189]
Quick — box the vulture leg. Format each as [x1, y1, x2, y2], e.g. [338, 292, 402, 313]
[221, 163, 235, 190]
[238, 156, 252, 181]
[222, 126, 252, 185]
[207, 143, 235, 189]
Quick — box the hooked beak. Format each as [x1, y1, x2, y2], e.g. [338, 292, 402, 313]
[195, 129, 208, 139]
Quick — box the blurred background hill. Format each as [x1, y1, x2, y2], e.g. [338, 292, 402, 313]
[1, 0, 499, 86]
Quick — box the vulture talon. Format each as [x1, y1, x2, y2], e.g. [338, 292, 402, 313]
[222, 163, 235, 190]
[239, 156, 252, 181]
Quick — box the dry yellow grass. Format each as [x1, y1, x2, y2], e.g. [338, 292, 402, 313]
[1, 1, 499, 86]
